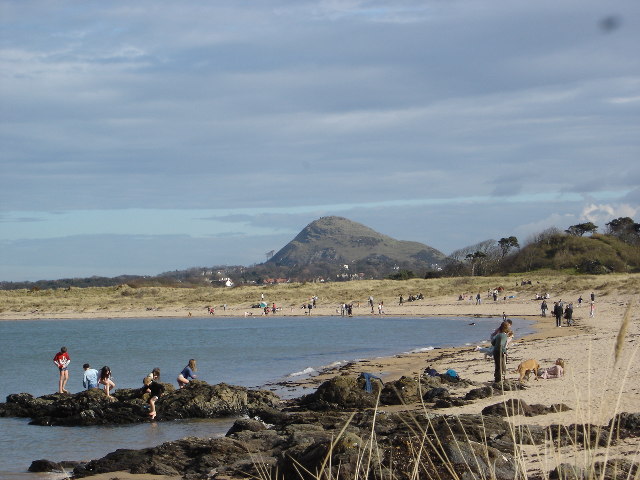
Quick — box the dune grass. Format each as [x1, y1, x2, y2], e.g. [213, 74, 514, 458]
[1, 273, 638, 316]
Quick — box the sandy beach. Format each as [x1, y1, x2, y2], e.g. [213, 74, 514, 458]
[1, 277, 638, 478]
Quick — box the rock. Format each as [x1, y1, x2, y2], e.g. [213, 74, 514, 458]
[423, 387, 450, 402]
[379, 376, 422, 405]
[433, 397, 469, 408]
[465, 385, 494, 400]
[443, 437, 516, 480]
[28, 459, 64, 472]
[0, 382, 281, 426]
[297, 375, 379, 410]
[482, 400, 572, 417]
[226, 418, 267, 436]
[609, 412, 640, 436]
[550, 458, 639, 480]
[491, 380, 524, 391]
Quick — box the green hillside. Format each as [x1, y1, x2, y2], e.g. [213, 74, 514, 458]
[268, 216, 446, 269]
[503, 233, 640, 274]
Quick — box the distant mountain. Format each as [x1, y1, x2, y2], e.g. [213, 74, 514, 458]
[267, 216, 446, 271]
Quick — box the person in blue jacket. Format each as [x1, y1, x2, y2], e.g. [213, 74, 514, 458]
[177, 359, 198, 388]
[82, 363, 99, 390]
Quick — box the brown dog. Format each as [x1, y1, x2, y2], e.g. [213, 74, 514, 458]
[515, 359, 540, 382]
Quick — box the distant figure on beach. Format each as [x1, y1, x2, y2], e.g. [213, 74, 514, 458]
[53, 346, 70, 394]
[591, 292, 595, 302]
[541, 300, 548, 317]
[378, 302, 384, 314]
[564, 303, 574, 326]
[177, 359, 197, 388]
[399, 295, 404, 305]
[590, 301, 596, 318]
[143, 373, 164, 420]
[538, 358, 565, 379]
[99, 366, 116, 397]
[553, 302, 563, 327]
[476, 293, 481, 305]
[578, 296, 583, 306]
[82, 363, 99, 390]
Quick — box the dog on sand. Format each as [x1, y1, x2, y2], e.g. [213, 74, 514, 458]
[515, 359, 540, 382]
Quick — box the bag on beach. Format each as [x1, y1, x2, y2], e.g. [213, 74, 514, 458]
[444, 369, 459, 379]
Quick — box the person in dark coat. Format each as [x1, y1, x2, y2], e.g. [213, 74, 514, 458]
[553, 302, 563, 327]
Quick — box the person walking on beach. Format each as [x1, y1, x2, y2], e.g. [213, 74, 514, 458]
[53, 346, 70, 394]
[82, 363, 99, 390]
[476, 293, 481, 305]
[541, 300, 548, 317]
[590, 292, 595, 302]
[491, 322, 510, 383]
[564, 303, 574, 326]
[99, 366, 116, 397]
[177, 359, 198, 388]
[553, 302, 563, 327]
[590, 301, 596, 318]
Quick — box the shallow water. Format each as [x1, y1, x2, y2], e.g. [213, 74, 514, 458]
[0, 315, 532, 477]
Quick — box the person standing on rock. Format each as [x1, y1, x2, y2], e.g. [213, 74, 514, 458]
[177, 359, 198, 388]
[53, 346, 70, 394]
[143, 374, 164, 420]
[99, 366, 116, 397]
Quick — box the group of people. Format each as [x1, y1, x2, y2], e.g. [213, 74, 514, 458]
[54, 346, 199, 419]
[540, 291, 596, 326]
[81, 364, 116, 396]
[398, 293, 424, 305]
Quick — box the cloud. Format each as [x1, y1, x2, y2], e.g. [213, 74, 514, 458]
[581, 203, 640, 225]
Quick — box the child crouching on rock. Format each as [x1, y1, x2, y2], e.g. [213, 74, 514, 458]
[142, 375, 164, 420]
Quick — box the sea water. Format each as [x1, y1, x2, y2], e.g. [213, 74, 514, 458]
[0, 315, 532, 478]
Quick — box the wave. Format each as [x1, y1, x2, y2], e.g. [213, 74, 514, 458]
[287, 367, 316, 377]
[407, 346, 435, 354]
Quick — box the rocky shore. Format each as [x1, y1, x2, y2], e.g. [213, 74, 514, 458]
[5, 373, 638, 479]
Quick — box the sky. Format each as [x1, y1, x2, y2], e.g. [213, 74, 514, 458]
[1, 0, 639, 282]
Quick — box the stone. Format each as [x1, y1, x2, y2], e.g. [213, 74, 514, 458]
[0, 381, 281, 426]
[28, 459, 64, 472]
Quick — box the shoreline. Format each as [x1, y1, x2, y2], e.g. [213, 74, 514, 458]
[1, 284, 638, 478]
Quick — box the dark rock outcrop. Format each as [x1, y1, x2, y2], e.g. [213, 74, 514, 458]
[550, 458, 639, 480]
[298, 373, 474, 411]
[28, 459, 65, 473]
[482, 399, 571, 417]
[0, 381, 281, 426]
[72, 409, 524, 480]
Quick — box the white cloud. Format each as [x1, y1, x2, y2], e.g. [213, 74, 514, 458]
[581, 203, 640, 226]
